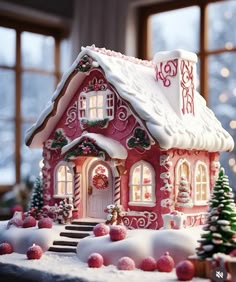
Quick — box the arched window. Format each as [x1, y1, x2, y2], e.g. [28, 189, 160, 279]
[54, 162, 74, 197]
[78, 90, 114, 120]
[129, 161, 156, 206]
[175, 159, 191, 201]
[194, 161, 209, 205]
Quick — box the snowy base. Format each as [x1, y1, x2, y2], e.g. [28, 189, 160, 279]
[0, 252, 208, 282]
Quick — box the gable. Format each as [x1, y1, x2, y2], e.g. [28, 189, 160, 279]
[25, 46, 234, 153]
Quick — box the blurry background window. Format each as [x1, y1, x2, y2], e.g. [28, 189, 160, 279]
[139, 0, 236, 190]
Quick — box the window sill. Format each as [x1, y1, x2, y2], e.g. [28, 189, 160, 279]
[128, 201, 156, 208]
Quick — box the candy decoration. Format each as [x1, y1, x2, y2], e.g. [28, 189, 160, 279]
[156, 252, 175, 272]
[93, 223, 110, 237]
[117, 257, 135, 270]
[87, 253, 104, 268]
[0, 242, 13, 255]
[176, 260, 195, 281]
[140, 256, 156, 271]
[22, 216, 37, 228]
[38, 217, 53, 229]
[114, 176, 121, 205]
[26, 244, 43, 260]
[109, 225, 127, 241]
[73, 172, 81, 208]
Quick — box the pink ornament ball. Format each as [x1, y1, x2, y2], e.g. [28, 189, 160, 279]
[109, 225, 127, 241]
[140, 256, 156, 271]
[87, 253, 104, 268]
[7, 217, 23, 229]
[0, 242, 13, 255]
[117, 256, 135, 271]
[230, 249, 236, 257]
[93, 223, 110, 237]
[26, 244, 43, 260]
[156, 252, 175, 272]
[23, 216, 36, 228]
[176, 260, 195, 281]
[38, 217, 53, 229]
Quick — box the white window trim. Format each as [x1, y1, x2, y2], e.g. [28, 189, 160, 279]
[129, 160, 156, 207]
[78, 89, 114, 121]
[193, 161, 209, 206]
[54, 161, 74, 198]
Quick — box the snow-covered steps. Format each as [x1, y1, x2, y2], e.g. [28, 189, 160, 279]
[48, 220, 102, 253]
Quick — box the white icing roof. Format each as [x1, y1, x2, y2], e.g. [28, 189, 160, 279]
[25, 46, 234, 152]
[62, 132, 127, 160]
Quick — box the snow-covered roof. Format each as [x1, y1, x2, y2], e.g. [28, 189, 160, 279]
[62, 132, 127, 160]
[25, 46, 234, 152]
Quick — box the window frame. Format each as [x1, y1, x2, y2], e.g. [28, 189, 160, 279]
[175, 158, 191, 202]
[129, 160, 156, 207]
[0, 17, 66, 191]
[138, 0, 236, 103]
[193, 161, 209, 205]
[78, 90, 114, 121]
[54, 161, 74, 198]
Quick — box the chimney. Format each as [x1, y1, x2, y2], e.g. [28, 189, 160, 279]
[154, 49, 198, 117]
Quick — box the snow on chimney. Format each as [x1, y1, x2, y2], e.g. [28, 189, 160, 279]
[154, 50, 198, 117]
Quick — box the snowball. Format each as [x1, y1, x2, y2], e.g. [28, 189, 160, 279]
[109, 225, 127, 241]
[117, 257, 135, 270]
[87, 253, 104, 268]
[93, 223, 110, 237]
[140, 256, 156, 271]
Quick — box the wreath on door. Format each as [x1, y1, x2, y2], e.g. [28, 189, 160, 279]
[92, 165, 109, 190]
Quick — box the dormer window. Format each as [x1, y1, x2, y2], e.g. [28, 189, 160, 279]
[78, 90, 114, 121]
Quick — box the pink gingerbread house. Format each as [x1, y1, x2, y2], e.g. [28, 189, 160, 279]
[25, 46, 234, 229]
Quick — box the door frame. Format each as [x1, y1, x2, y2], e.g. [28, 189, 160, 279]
[81, 157, 113, 218]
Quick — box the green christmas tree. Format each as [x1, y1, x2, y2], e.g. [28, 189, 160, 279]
[28, 176, 44, 212]
[197, 168, 236, 259]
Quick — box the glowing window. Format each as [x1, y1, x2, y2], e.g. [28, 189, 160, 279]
[55, 163, 74, 197]
[78, 90, 114, 120]
[175, 159, 191, 201]
[194, 161, 209, 204]
[129, 161, 155, 204]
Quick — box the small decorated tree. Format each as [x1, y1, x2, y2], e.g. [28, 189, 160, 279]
[197, 168, 236, 259]
[28, 176, 44, 219]
[176, 175, 193, 208]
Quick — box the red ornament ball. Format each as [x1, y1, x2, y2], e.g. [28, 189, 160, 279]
[140, 256, 156, 271]
[156, 252, 175, 272]
[7, 217, 23, 229]
[109, 225, 127, 241]
[38, 217, 53, 229]
[93, 223, 110, 237]
[23, 216, 36, 228]
[176, 260, 195, 281]
[117, 257, 135, 270]
[87, 253, 104, 268]
[0, 242, 13, 255]
[230, 249, 236, 257]
[26, 244, 43, 260]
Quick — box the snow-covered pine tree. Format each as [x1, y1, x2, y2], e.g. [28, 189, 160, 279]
[28, 175, 44, 214]
[197, 168, 236, 259]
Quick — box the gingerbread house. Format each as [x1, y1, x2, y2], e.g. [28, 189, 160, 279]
[25, 46, 234, 229]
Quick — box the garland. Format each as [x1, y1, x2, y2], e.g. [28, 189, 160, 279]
[127, 127, 151, 149]
[80, 118, 109, 129]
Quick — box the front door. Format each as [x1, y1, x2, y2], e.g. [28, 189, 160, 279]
[87, 160, 113, 218]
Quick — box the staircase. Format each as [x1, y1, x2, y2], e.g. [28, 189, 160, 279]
[48, 220, 102, 253]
